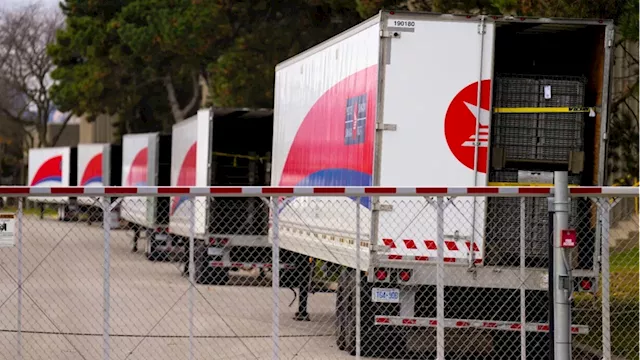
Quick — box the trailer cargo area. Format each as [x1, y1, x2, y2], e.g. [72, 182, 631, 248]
[186, 109, 280, 284]
[207, 109, 272, 251]
[486, 21, 608, 269]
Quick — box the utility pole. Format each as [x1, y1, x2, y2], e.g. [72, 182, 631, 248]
[553, 171, 571, 360]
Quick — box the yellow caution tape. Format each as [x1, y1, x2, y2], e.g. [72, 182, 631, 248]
[493, 107, 596, 114]
[212, 151, 270, 162]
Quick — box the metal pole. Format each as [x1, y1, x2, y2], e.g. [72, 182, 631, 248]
[469, 15, 487, 267]
[355, 197, 362, 359]
[519, 197, 527, 360]
[188, 198, 196, 360]
[436, 196, 445, 360]
[547, 197, 555, 360]
[599, 199, 611, 360]
[271, 197, 280, 360]
[553, 171, 571, 360]
[102, 196, 111, 360]
[17, 198, 23, 360]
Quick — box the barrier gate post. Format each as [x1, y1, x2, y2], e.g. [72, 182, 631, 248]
[553, 171, 571, 360]
[102, 196, 111, 360]
[271, 197, 280, 360]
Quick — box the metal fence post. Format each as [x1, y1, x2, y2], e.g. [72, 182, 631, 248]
[17, 198, 23, 360]
[271, 197, 280, 360]
[599, 199, 611, 360]
[102, 196, 111, 360]
[519, 197, 526, 360]
[436, 196, 445, 360]
[553, 171, 570, 360]
[355, 197, 361, 360]
[188, 198, 196, 360]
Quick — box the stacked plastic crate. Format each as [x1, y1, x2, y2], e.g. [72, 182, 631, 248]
[486, 75, 587, 267]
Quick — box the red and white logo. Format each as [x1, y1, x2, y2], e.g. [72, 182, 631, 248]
[444, 80, 492, 174]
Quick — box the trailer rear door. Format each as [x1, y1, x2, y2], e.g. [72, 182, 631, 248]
[376, 14, 496, 264]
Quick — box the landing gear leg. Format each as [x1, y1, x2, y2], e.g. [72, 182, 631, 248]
[294, 256, 312, 322]
[132, 227, 140, 252]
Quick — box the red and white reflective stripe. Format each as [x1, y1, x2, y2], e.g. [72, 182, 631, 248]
[209, 261, 295, 270]
[374, 316, 589, 334]
[0, 186, 636, 197]
[381, 238, 482, 264]
[383, 255, 483, 264]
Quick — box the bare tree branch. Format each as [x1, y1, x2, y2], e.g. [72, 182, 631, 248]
[50, 112, 74, 147]
[0, 4, 63, 148]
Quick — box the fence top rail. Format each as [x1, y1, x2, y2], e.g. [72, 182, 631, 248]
[0, 186, 637, 197]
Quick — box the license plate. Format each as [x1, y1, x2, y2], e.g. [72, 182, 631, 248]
[207, 247, 224, 256]
[155, 234, 168, 241]
[372, 288, 400, 303]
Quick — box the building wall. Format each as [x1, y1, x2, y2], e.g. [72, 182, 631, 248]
[79, 113, 118, 144]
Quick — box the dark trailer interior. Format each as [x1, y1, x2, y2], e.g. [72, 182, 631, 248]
[486, 20, 609, 268]
[207, 108, 273, 262]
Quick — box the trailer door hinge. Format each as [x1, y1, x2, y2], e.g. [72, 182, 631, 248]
[376, 123, 397, 131]
[380, 30, 400, 39]
[477, 24, 486, 35]
[373, 203, 393, 212]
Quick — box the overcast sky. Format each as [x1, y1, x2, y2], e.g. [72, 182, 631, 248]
[2, 0, 59, 11]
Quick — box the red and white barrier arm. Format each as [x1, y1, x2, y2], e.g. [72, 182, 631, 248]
[0, 186, 637, 197]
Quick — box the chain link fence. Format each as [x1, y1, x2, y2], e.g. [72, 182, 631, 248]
[0, 186, 637, 360]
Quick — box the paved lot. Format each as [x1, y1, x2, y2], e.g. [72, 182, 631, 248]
[0, 216, 359, 360]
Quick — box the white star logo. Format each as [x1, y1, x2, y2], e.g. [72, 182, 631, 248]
[462, 102, 490, 147]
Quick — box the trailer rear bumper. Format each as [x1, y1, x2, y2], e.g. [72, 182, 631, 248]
[371, 263, 597, 290]
[374, 316, 589, 334]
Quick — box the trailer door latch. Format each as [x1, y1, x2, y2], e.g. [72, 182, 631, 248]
[376, 123, 397, 131]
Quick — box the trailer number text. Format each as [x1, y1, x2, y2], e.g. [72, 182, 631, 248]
[390, 20, 415, 28]
[372, 288, 400, 303]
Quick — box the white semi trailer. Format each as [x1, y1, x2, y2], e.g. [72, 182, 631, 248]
[27, 146, 78, 221]
[120, 132, 173, 259]
[168, 108, 287, 283]
[270, 10, 614, 358]
[76, 143, 122, 227]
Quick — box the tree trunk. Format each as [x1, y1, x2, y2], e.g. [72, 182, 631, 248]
[163, 72, 200, 128]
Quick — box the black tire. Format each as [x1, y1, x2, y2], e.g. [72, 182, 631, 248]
[146, 237, 162, 261]
[194, 244, 228, 285]
[337, 268, 371, 356]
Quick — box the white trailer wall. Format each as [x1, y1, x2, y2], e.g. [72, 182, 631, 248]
[169, 110, 210, 239]
[271, 17, 381, 269]
[121, 133, 159, 228]
[77, 143, 110, 206]
[27, 147, 71, 204]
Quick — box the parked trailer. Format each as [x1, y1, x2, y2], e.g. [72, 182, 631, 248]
[168, 108, 303, 285]
[27, 146, 78, 221]
[120, 132, 172, 259]
[76, 143, 122, 227]
[271, 11, 614, 358]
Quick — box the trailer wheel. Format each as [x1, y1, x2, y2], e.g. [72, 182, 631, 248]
[145, 237, 161, 261]
[337, 268, 376, 356]
[194, 244, 228, 285]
